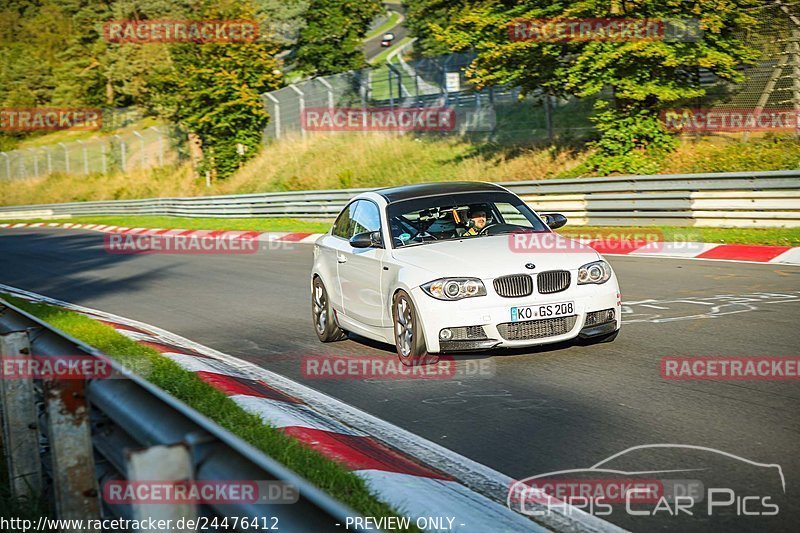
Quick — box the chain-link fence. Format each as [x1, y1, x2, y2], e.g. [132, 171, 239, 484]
[702, 1, 800, 111]
[3, 6, 797, 181]
[0, 122, 182, 181]
[263, 4, 800, 144]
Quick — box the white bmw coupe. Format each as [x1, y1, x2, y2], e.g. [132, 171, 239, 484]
[311, 182, 621, 365]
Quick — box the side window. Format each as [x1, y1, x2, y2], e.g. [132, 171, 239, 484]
[351, 201, 381, 235]
[332, 201, 360, 238]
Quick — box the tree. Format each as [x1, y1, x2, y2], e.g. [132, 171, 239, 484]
[293, 0, 381, 76]
[149, 0, 282, 179]
[436, 0, 761, 173]
[256, 0, 309, 50]
[404, 0, 467, 57]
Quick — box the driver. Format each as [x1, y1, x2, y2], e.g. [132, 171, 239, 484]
[462, 207, 488, 236]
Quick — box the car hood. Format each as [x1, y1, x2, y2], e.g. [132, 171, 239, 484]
[390, 233, 600, 279]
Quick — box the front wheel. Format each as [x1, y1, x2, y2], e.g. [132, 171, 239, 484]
[312, 277, 346, 342]
[392, 290, 433, 366]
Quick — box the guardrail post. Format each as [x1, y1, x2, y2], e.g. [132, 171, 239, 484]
[289, 84, 306, 139]
[43, 370, 101, 526]
[150, 126, 165, 165]
[0, 152, 9, 179]
[133, 130, 146, 170]
[58, 142, 70, 173]
[264, 93, 281, 140]
[442, 55, 453, 107]
[126, 444, 197, 530]
[114, 135, 127, 171]
[44, 147, 52, 175]
[27, 148, 39, 177]
[387, 63, 403, 108]
[318, 77, 335, 110]
[100, 141, 107, 174]
[543, 93, 553, 142]
[358, 72, 368, 134]
[0, 331, 43, 499]
[76, 140, 89, 175]
[318, 77, 336, 137]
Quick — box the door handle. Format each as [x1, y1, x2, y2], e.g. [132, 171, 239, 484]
[337, 254, 347, 264]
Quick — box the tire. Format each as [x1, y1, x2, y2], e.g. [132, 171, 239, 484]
[391, 290, 433, 366]
[311, 277, 347, 343]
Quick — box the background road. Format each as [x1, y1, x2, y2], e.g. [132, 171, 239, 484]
[364, 5, 408, 62]
[2, 228, 799, 532]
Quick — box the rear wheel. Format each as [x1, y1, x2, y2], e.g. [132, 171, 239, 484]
[312, 277, 346, 342]
[392, 290, 432, 366]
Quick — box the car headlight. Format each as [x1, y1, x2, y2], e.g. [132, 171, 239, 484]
[421, 278, 487, 300]
[577, 260, 612, 285]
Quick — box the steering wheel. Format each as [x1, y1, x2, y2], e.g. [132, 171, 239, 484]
[478, 223, 499, 235]
[479, 223, 520, 236]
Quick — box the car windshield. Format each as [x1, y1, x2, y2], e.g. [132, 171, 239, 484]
[387, 191, 549, 248]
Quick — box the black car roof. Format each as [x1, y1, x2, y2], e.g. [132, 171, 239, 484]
[376, 181, 506, 204]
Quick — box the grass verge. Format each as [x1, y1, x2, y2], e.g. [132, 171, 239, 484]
[365, 11, 401, 42]
[2, 134, 797, 208]
[1, 294, 416, 530]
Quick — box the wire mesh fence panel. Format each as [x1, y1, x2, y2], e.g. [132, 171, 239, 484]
[262, 6, 799, 144]
[0, 126, 180, 181]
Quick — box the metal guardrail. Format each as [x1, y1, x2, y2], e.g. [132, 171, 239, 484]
[0, 298, 364, 532]
[0, 170, 799, 227]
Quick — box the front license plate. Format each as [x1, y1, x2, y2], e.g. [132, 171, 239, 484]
[510, 301, 575, 322]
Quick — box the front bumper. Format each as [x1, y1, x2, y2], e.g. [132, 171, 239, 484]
[411, 278, 621, 353]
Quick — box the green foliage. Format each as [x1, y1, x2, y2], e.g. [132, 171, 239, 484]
[434, 0, 762, 166]
[257, 0, 309, 48]
[404, 0, 466, 57]
[148, 1, 282, 179]
[293, 0, 382, 75]
[584, 100, 677, 174]
[0, 0, 286, 179]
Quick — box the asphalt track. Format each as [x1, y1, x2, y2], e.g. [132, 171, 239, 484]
[1, 227, 799, 532]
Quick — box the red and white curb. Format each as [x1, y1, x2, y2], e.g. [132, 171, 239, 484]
[0, 222, 322, 244]
[578, 238, 800, 265]
[2, 221, 798, 264]
[0, 284, 621, 533]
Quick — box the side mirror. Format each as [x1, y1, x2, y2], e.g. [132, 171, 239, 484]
[541, 213, 567, 230]
[350, 231, 382, 249]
